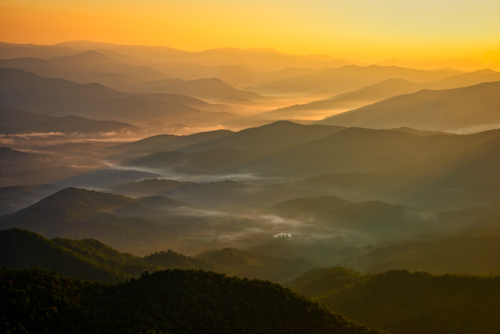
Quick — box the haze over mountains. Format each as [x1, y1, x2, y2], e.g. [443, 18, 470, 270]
[2, 40, 500, 334]
[0, 68, 236, 128]
[317, 80, 500, 132]
[246, 65, 459, 95]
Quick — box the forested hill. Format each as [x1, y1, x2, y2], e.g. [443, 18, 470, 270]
[289, 267, 500, 334]
[1, 267, 389, 334]
[0, 228, 160, 282]
[0, 228, 310, 283]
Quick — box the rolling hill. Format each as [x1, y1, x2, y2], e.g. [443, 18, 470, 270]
[180, 120, 346, 152]
[0, 228, 159, 282]
[0, 104, 141, 135]
[0, 68, 235, 125]
[295, 130, 500, 209]
[258, 79, 425, 120]
[345, 231, 500, 276]
[125, 77, 265, 102]
[237, 126, 500, 178]
[290, 268, 500, 334]
[0, 187, 182, 253]
[109, 129, 234, 158]
[1, 267, 388, 334]
[125, 147, 279, 175]
[0, 228, 311, 284]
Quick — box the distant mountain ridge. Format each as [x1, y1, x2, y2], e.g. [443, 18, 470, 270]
[123, 77, 265, 102]
[0, 67, 236, 125]
[247, 64, 457, 95]
[317, 80, 500, 132]
[0, 104, 141, 135]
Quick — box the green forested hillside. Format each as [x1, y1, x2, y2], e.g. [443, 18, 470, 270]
[0, 229, 311, 283]
[0, 228, 159, 282]
[290, 268, 500, 334]
[0, 267, 388, 334]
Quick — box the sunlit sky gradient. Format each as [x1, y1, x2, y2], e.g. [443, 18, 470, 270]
[1, 0, 500, 61]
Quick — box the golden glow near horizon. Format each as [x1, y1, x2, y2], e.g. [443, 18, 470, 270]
[1, 0, 500, 62]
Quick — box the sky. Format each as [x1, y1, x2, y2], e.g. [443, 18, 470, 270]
[1, 0, 500, 61]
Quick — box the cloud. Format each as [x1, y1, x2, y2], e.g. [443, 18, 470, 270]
[0, 132, 65, 138]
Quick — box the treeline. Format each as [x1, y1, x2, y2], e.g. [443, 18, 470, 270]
[0, 267, 388, 334]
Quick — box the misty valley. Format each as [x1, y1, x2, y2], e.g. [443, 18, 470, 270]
[2, 41, 500, 334]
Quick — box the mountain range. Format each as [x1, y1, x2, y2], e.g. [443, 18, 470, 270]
[0, 68, 235, 126]
[0, 104, 141, 135]
[317, 80, 500, 132]
[247, 65, 458, 95]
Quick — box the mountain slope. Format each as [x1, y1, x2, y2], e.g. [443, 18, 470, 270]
[0, 104, 141, 134]
[0, 68, 234, 125]
[317, 80, 500, 132]
[239, 127, 500, 178]
[127, 77, 265, 101]
[181, 121, 345, 152]
[0, 229, 310, 284]
[110, 129, 234, 157]
[0, 228, 158, 282]
[0, 188, 181, 253]
[259, 79, 425, 120]
[125, 146, 279, 175]
[295, 129, 500, 208]
[347, 232, 500, 276]
[290, 268, 500, 334]
[0, 103, 53, 127]
[1, 267, 388, 334]
[47, 50, 166, 82]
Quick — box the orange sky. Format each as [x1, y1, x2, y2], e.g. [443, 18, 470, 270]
[1, 0, 500, 62]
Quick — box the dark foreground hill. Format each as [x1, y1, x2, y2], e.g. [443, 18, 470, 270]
[0, 267, 388, 334]
[290, 268, 500, 334]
